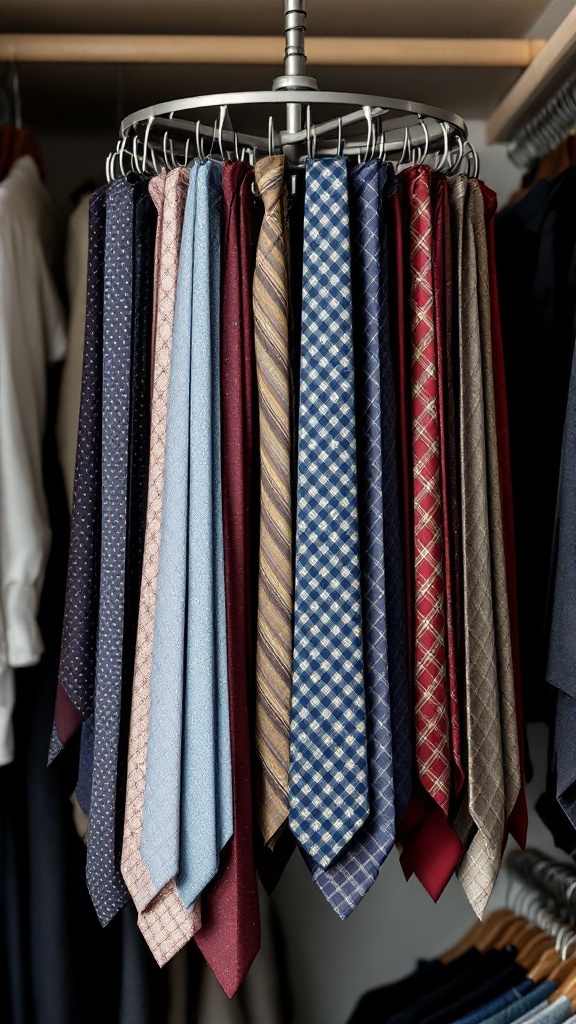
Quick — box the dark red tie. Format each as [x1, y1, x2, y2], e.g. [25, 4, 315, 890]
[194, 162, 261, 996]
[432, 175, 464, 801]
[393, 168, 462, 900]
[480, 182, 528, 850]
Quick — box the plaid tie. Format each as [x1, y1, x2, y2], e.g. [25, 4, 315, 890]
[450, 175, 505, 916]
[289, 157, 369, 869]
[252, 154, 293, 845]
[406, 166, 451, 815]
[310, 160, 396, 916]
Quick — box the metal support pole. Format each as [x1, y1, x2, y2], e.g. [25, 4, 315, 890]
[274, 0, 318, 166]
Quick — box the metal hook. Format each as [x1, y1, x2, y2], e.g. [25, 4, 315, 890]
[362, 105, 372, 163]
[218, 105, 228, 161]
[337, 116, 344, 157]
[234, 130, 240, 162]
[119, 135, 129, 177]
[142, 116, 155, 173]
[420, 120, 430, 163]
[306, 105, 313, 159]
[268, 115, 276, 157]
[195, 119, 205, 159]
[131, 135, 142, 175]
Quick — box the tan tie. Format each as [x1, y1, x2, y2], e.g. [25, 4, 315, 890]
[121, 167, 200, 966]
[469, 179, 521, 827]
[449, 175, 505, 917]
[253, 156, 293, 844]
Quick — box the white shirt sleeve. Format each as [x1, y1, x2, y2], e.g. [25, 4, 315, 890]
[0, 158, 66, 670]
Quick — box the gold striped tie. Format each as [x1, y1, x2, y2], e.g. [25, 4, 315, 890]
[253, 155, 293, 844]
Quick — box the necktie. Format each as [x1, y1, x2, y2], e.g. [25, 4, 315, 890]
[449, 175, 505, 917]
[194, 161, 261, 999]
[138, 163, 197, 896]
[397, 166, 462, 902]
[310, 160, 395, 916]
[86, 175, 138, 924]
[378, 168, 413, 830]
[289, 156, 369, 869]
[121, 167, 200, 966]
[480, 181, 528, 849]
[50, 186, 107, 760]
[431, 174, 464, 800]
[470, 179, 521, 841]
[252, 154, 293, 844]
[174, 159, 233, 908]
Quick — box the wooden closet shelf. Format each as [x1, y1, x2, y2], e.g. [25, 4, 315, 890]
[0, 34, 546, 68]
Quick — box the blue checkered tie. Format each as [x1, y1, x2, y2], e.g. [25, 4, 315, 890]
[310, 160, 397, 913]
[289, 157, 369, 869]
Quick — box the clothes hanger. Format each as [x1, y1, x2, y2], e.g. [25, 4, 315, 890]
[441, 909, 519, 963]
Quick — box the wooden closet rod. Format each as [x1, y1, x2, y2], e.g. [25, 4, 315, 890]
[0, 34, 546, 68]
[487, 6, 576, 142]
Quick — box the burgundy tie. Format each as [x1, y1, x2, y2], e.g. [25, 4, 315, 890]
[480, 182, 527, 850]
[432, 175, 464, 802]
[194, 161, 261, 997]
[395, 167, 462, 899]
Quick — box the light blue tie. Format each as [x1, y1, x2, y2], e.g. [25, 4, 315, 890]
[289, 157, 369, 869]
[177, 160, 233, 908]
[140, 164, 198, 893]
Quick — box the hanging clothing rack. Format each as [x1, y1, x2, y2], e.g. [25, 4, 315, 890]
[487, 4, 576, 148]
[109, 0, 473, 173]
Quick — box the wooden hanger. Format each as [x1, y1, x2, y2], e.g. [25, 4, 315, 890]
[440, 909, 514, 962]
[517, 933, 556, 970]
[529, 946, 562, 983]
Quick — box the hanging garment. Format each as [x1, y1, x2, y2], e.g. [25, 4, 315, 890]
[0, 155, 66, 768]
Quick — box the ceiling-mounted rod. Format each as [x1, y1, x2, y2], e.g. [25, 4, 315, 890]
[0, 34, 545, 67]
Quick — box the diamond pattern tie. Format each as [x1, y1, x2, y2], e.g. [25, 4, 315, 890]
[432, 175, 464, 801]
[252, 154, 293, 845]
[480, 181, 527, 848]
[406, 166, 451, 815]
[194, 160, 261, 999]
[50, 186, 107, 760]
[120, 167, 200, 966]
[470, 179, 520, 848]
[289, 156, 369, 869]
[310, 160, 395, 916]
[449, 175, 505, 917]
[86, 175, 138, 924]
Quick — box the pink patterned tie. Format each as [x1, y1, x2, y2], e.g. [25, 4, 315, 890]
[121, 167, 200, 966]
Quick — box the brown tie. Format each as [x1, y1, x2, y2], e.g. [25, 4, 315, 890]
[469, 179, 521, 830]
[121, 167, 200, 965]
[253, 156, 293, 844]
[449, 175, 505, 917]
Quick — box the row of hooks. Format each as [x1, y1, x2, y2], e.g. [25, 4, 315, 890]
[509, 68, 576, 168]
[107, 103, 480, 182]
